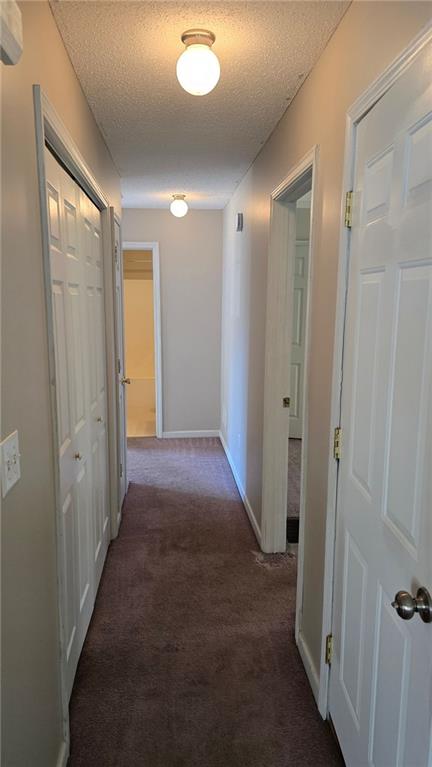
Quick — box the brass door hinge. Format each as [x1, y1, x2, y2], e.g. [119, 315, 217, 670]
[334, 427, 342, 461]
[325, 634, 333, 665]
[283, 397, 290, 408]
[118, 358, 121, 374]
[120, 462, 123, 478]
[344, 191, 353, 229]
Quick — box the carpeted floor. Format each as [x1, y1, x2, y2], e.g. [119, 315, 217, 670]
[68, 437, 343, 767]
[287, 438, 302, 518]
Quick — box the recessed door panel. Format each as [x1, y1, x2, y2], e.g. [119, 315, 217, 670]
[52, 281, 71, 454]
[351, 271, 382, 496]
[339, 533, 367, 726]
[369, 587, 410, 767]
[61, 492, 77, 663]
[385, 264, 431, 550]
[68, 283, 86, 434]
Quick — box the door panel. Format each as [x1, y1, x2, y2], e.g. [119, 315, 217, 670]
[330, 42, 432, 767]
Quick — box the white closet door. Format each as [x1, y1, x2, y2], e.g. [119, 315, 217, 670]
[45, 148, 109, 699]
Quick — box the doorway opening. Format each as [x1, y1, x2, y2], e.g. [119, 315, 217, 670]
[261, 148, 318, 697]
[122, 241, 163, 438]
[286, 189, 311, 551]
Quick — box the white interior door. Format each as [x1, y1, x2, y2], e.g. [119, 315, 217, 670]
[113, 215, 127, 507]
[289, 240, 309, 439]
[45, 147, 110, 698]
[329, 43, 432, 767]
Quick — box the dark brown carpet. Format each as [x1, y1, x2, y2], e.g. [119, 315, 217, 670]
[68, 437, 343, 767]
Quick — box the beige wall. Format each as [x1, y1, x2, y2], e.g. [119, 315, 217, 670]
[1, 2, 120, 765]
[123, 267, 155, 381]
[124, 279, 155, 378]
[220, 2, 432, 678]
[123, 209, 223, 434]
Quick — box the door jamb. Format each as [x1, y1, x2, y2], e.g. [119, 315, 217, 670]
[33, 85, 119, 756]
[105, 210, 124, 537]
[112, 214, 128, 521]
[122, 241, 163, 438]
[320, 20, 432, 719]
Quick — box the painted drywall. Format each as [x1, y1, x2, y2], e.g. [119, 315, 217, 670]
[123, 258, 156, 437]
[124, 277, 155, 380]
[1, 2, 121, 765]
[122, 209, 223, 434]
[220, 2, 432, 680]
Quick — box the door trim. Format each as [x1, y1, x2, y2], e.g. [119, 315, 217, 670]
[123, 241, 163, 438]
[33, 85, 118, 755]
[112, 214, 128, 518]
[321, 19, 432, 719]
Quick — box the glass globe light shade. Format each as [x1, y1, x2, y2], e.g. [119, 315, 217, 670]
[170, 197, 188, 217]
[176, 43, 220, 96]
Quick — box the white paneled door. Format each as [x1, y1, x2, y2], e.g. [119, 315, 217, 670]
[45, 148, 110, 699]
[329, 44, 432, 766]
[289, 240, 309, 439]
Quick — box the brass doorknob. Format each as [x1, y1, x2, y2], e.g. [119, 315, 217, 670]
[392, 587, 432, 623]
[121, 377, 131, 385]
[74, 452, 83, 461]
[97, 416, 103, 423]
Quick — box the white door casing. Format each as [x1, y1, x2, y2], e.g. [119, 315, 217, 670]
[289, 240, 309, 439]
[114, 216, 127, 508]
[45, 147, 110, 699]
[329, 42, 432, 767]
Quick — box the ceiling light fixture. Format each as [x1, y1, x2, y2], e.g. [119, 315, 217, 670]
[170, 194, 188, 218]
[176, 29, 220, 96]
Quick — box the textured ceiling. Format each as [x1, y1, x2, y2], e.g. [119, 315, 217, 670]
[51, 1, 349, 209]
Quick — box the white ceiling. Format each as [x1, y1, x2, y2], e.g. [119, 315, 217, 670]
[51, 1, 349, 209]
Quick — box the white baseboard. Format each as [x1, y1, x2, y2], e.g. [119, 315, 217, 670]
[218, 431, 262, 546]
[297, 629, 320, 705]
[56, 740, 68, 767]
[162, 430, 220, 438]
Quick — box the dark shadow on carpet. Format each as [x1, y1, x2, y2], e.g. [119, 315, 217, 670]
[68, 437, 343, 767]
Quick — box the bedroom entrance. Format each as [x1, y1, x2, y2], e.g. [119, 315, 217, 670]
[122, 241, 163, 438]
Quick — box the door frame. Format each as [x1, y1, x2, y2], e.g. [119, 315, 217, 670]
[320, 20, 432, 719]
[112, 215, 128, 518]
[33, 86, 120, 759]
[261, 146, 318, 549]
[261, 145, 319, 690]
[123, 241, 163, 438]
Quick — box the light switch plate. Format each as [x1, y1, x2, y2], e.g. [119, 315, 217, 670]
[1, 430, 21, 498]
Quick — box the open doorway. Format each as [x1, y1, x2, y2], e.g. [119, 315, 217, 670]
[122, 241, 163, 438]
[261, 149, 318, 695]
[286, 190, 311, 549]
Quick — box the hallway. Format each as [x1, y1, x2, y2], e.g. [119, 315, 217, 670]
[69, 438, 342, 766]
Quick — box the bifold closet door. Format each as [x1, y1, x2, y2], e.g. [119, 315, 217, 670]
[44, 147, 109, 698]
[80, 189, 110, 590]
